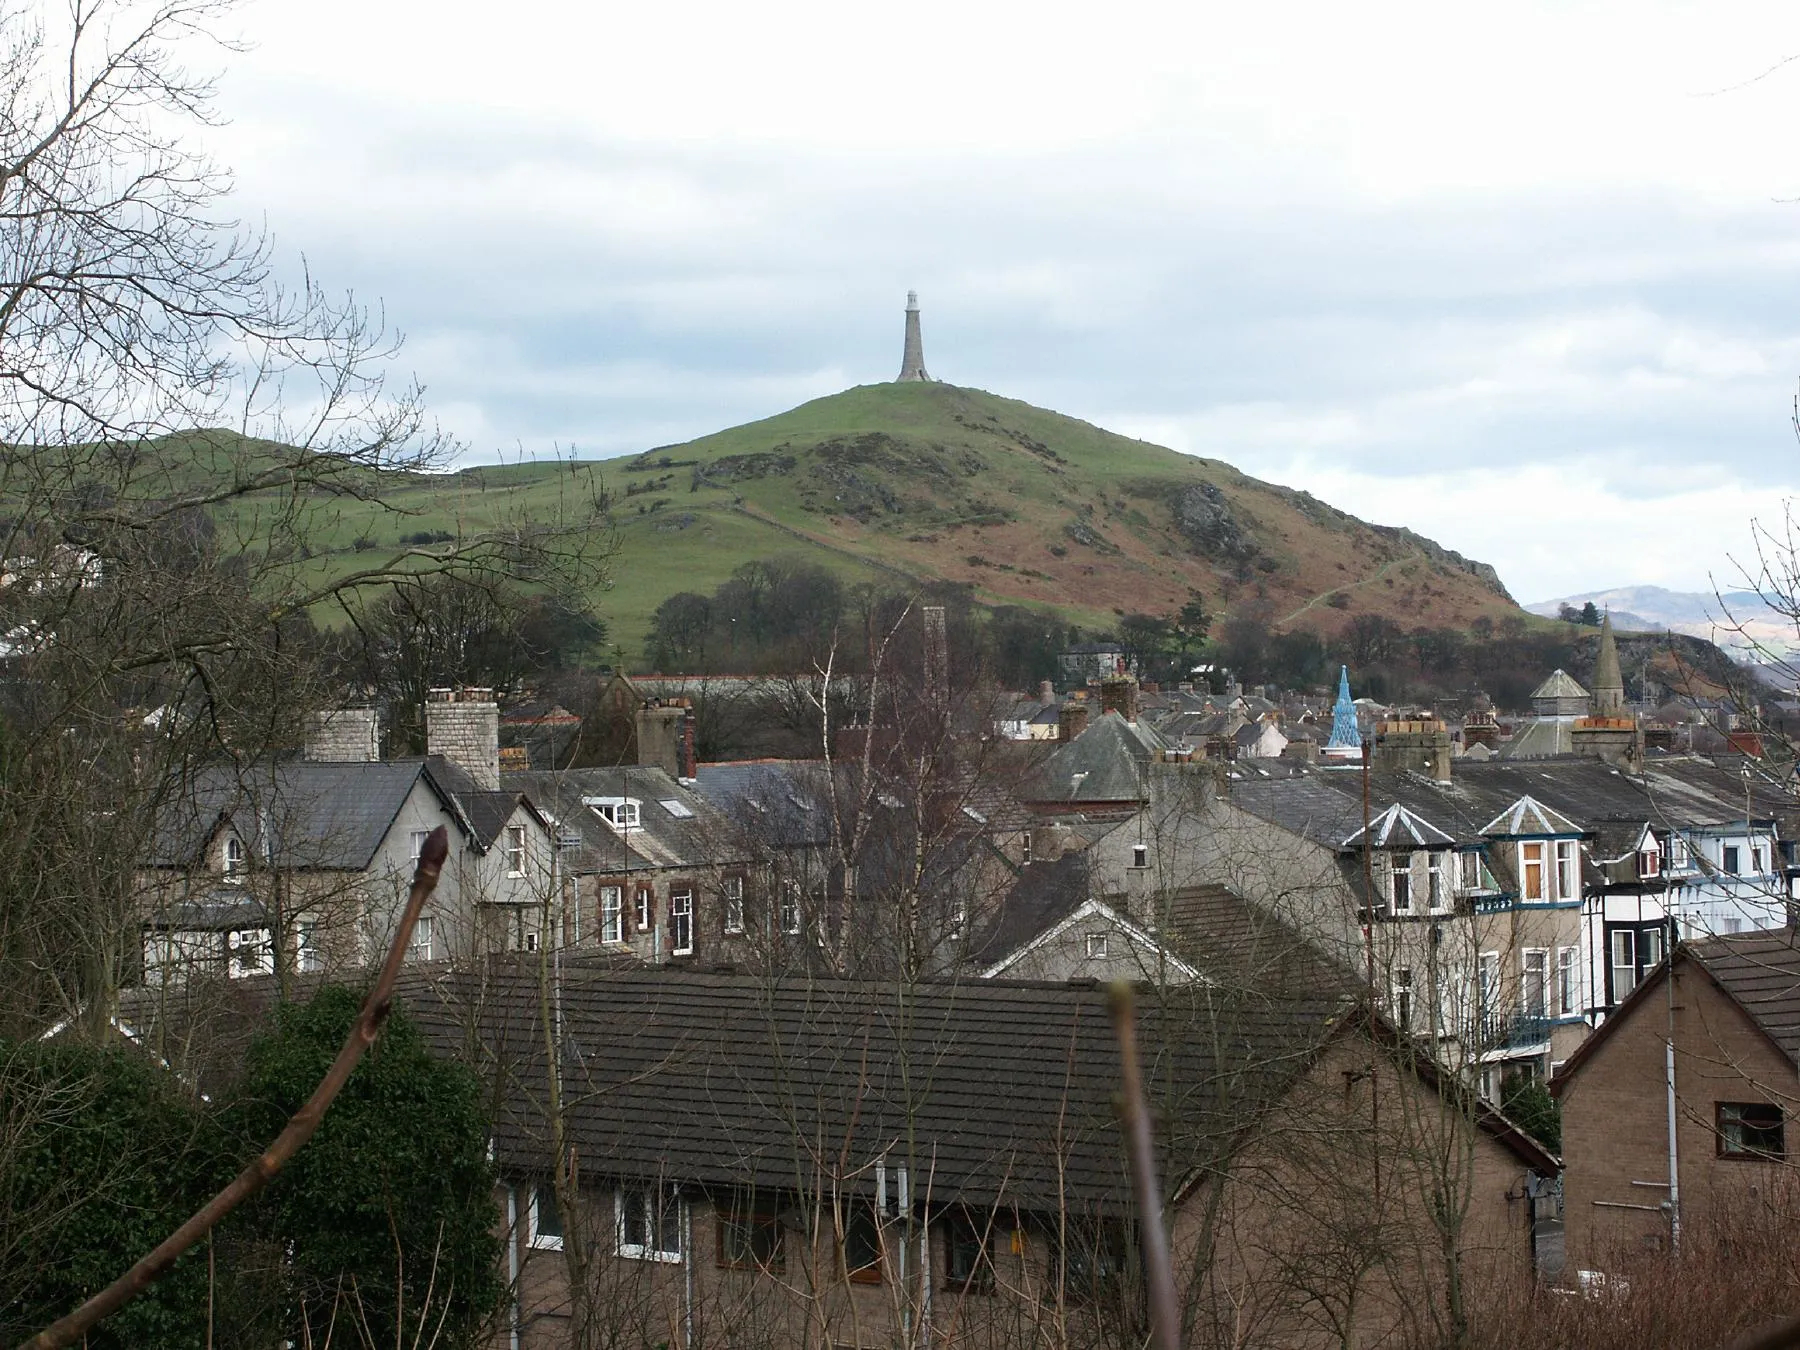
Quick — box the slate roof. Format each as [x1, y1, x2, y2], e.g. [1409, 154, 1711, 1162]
[1227, 756, 1790, 856]
[1342, 803, 1456, 850]
[402, 965, 1344, 1214]
[966, 852, 1092, 969]
[148, 759, 463, 871]
[1480, 794, 1582, 838]
[691, 759, 836, 847]
[1022, 713, 1168, 804]
[1532, 670, 1590, 701]
[507, 766, 737, 874]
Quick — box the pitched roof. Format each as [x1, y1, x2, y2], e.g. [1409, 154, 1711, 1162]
[149, 760, 451, 871]
[402, 966, 1343, 1214]
[966, 852, 1092, 969]
[508, 765, 737, 873]
[1342, 803, 1456, 849]
[1479, 794, 1583, 838]
[1021, 712, 1167, 804]
[1554, 928, 1800, 1091]
[1531, 669, 1590, 701]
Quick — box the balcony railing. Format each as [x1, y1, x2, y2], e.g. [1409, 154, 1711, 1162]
[1477, 1008, 1551, 1049]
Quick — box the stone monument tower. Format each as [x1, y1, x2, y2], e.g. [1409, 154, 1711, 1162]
[896, 290, 931, 383]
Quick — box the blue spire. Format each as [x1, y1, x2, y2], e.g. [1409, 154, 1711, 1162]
[1326, 665, 1361, 751]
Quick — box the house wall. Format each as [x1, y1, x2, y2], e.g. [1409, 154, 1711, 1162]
[501, 1183, 1101, 1350]
[1179, 1036, 1542, 1350]
[1558, 963, 1797, 1275]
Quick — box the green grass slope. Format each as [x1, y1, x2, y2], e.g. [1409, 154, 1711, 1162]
[179, 382, 1525, 662]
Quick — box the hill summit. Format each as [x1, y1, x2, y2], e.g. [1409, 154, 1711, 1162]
[598, 381, 1517, 645]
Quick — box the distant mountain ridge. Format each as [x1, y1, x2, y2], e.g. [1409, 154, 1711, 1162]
[1527, 584, 1797, 658]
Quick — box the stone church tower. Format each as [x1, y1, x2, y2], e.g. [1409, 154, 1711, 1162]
[1591, 612, 1625, 714]
[896, 290, 930, 382]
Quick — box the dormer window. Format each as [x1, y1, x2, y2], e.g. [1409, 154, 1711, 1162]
[1458, 851, 1487, 894]
[1637, 838, 1662, 880]
[1520, 842, 1546, 901]
[1389, 854, 1414, 914]
[584, 797, 641, 830]
[1670, 835, 1691, 870]
[1556, 841, 1578, 898]
[223, 835, 246, 882]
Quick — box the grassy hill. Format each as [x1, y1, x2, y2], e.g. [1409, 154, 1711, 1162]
[201, 382, 1527, 661]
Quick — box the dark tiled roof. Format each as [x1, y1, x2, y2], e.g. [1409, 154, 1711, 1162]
[967, 853, 1092, 968]
[1689, 927, 1800, 1065]
[691, 760, 836, 847]
[149, 760, 442, 871]
[403, 966, 1341, 1214]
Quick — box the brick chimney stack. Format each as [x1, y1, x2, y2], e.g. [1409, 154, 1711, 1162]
[1058, 701, 1090, 743]
[1098, 675, 1140, 724]
[425, 687, 500, 789]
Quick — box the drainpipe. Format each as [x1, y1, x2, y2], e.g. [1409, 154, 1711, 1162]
[506, 1185, 521, 1350]
[1666, 943, 1681, 1253]
[682, 1196, 694, 1349]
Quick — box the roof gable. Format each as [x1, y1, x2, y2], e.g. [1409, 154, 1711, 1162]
[1480, 794, 1582, 838]
[1341, 803, 1455, 850]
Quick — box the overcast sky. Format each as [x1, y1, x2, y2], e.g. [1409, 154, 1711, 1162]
[205, 0, 1800, 604]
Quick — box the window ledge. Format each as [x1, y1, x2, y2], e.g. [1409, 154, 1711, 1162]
[619, 1245, 683, 1263]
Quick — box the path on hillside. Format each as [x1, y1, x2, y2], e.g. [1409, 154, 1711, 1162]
[1279, 555, 1414, 626]
[727, 503, 932, 588]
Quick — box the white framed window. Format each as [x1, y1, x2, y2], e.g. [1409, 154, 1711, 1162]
[297, 920, 325, 973]
[1555, 840, 1577, 898]
[223, 835, 247, 882]
[1670, 834, 1691, 870]
[670, 886, 694, 956]
[504, 824, 527, 877]
[723, 877, 745, 935]
[586, 796, 641, 830]
[1478, 951, 1500, 1017]
[1389, 853, 1414, 914]
[780, 880, 801, 935]
[408, 914, 436, 963]
[1428, 852, 1448, 911]
[1753, 844, 1767, 875]
[1021, 831, 1033, 865]
[1130, 843, 1148, 869]
[1458, 850, 1486, 894]
[617, 1185, 682, 1262]
[634, 884, 654, 931]
[1393, 967, 1414, 1031]
[1611, 929, 1638, 1000]
[227, 928, 273, 979]
[1522, 949, 1548, 1018]
[1638, 837, 1662, 880]
[1085, 932, 1109, 959]
[1723, 844, 1742, 875]
[600, 885, 624, 944]
[522, 930, 539, 954]
[1556, 946, 1578, 1017]
[529, 1182, 564, 1250]
[1520, 842, 1545, 901]
[409, 829, 431, 862]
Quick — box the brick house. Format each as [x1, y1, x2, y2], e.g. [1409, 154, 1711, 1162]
[401, 965, 1556, 1350]
[1553, 927, 1800, 1274]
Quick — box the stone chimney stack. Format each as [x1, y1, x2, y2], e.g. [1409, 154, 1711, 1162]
[1373, 717, 1452, 783]
[895, 290, 931, 383]
[425, 687, 500, 789]
[635, 700, 695, 781]
[1038, 679, 1055, 704]
[304, 707, 381, 763]
[1058, 701, 1090, 743]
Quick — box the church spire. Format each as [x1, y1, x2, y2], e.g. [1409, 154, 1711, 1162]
[896, 290, 931, 383]
[1592, 611, 1624, 714]
[1322, 665, 1364, 759]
